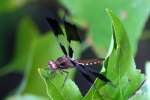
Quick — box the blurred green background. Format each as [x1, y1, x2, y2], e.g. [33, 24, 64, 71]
[0, 0, 150, 100]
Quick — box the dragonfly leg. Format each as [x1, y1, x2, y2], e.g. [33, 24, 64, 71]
[49, 70, 56, 80]
[50, 71, 56, 80]
[60, 70, 69, 88]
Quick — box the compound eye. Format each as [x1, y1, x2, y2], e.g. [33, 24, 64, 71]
[48, 61, 57, 69]
[60, 62, 66, 66]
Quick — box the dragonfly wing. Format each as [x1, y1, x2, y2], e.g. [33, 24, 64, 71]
[47, 18, 68, 55]
[47, 18, 64, 37]
[64, 21, 82, 58]
[75, 58, 110, 83]
[70, 60, 94, 83]
[88, 69, 111, 82]
[64, 21, 81, 43]
[47, 18, 81, 57]
[68, 45, 73, 58]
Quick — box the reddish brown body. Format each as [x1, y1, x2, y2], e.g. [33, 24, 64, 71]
[48, 55, 102, 71]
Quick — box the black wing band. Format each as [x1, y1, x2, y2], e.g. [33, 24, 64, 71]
[64, 21, 81, 43]
[68, 45, 73, 58]
[81, 65, 111, 83]
[64, 21, 82, 58]
[88, 70, 110, 82]
[59, 43, 68, 56]
[47, 18, 64, 37]
[70, 60, 94, 83]
[47, 18, 82, 58]
[47, 18, 68, 55]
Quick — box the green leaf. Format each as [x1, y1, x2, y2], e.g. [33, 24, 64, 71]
[16, 32, 81, 97]
[38, 68, 65, 100]
[0, 10, 22, 67]
[38, 68, 82, 100]
[60, 0, 150, 55]
[18, 33, 62, 96]
[6, 94, 48, 100]
[0, 17, 39, 77]
[83, 9, 144, 100]
[14, 17, 39, 60]
[0, 0, 27, 13]
[130, 62, 150, 100]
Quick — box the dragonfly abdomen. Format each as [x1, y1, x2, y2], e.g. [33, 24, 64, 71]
[77, 59, 103, 66]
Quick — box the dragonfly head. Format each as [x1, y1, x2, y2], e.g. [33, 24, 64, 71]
[48, 61, 57, 70]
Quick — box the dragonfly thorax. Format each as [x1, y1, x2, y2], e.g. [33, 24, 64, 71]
[56, 56, 73, 68]
[48, 56, 73, 70]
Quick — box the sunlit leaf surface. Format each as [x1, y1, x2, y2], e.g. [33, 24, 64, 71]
[6, 94, 48, 100]
[83, 9, 144, 100]
[60, 0, 150, 55]
[38, 68, 82, 100]
[130, 62, 150, 100]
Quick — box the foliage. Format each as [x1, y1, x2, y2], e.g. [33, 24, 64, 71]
[38, 9, 145, 100]
[130, 62, 150, 100]
[0, 0, 149, 100]
[82, 9, 144, 100]
[60, 0, 150, 56]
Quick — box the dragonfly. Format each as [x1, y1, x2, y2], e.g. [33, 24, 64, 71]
[46, 17, 110, 86]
